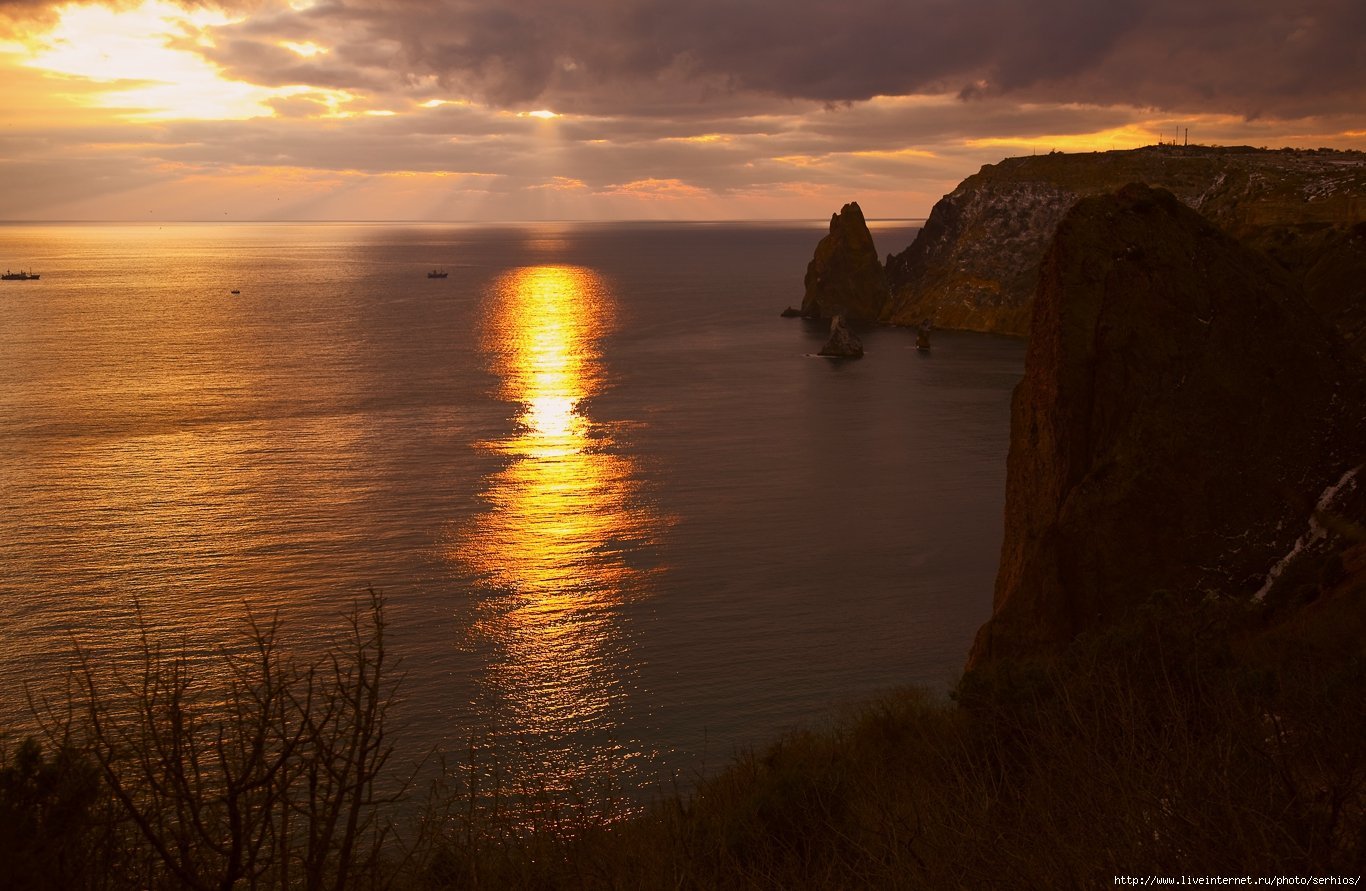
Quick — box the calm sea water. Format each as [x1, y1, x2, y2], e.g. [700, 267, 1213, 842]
[0, 221, 1023, 802]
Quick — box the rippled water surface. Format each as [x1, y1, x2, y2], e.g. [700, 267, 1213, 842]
[0, 221, 1023, 799]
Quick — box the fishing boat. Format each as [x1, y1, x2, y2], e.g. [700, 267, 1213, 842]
[2, 270, 40, 280]
[427, 270, 448, 279]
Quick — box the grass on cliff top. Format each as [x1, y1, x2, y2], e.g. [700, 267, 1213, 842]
[977, 144, 1366, 210]
[3, 580, 1363, 889]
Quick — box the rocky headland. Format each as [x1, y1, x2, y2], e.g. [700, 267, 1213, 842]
[967, 184, 1366, 667]
[886, 145, 1366, 341]
[786, 148, 1366, 667]
[794, 146, 1366, 350]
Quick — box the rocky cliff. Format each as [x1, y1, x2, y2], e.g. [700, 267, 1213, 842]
[967, 184, 1366, 667]
[799, 202, 887, 321]
[883, 146, 1366, 342]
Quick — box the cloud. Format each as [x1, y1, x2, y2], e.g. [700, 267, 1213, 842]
[4, 0, 1364, 120]
[1, 0, 1363, 220]
[169, 0, 1366, 120]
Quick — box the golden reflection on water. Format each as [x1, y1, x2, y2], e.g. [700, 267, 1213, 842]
[457, 265, 659, 800]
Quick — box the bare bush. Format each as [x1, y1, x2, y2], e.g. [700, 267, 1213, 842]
[55, 590, 404, 891]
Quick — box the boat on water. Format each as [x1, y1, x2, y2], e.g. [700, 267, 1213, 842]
[427, 270, 448, 279]
[2, 270, 40, 280]
[916, 319, 932, 352]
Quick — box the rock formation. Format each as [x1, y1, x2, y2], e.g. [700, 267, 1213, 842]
[967, 184, 1366, 667]
[799, 202, 887, 321]
[881, 146, 1366, 343]
[884, 174, 1078, 335]
[818, 314, 864, 358]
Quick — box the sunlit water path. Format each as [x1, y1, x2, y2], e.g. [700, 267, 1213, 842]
[0, 221, 1023, 803]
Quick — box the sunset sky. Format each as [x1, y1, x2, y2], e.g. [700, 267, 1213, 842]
[2, 0, 1364, 221]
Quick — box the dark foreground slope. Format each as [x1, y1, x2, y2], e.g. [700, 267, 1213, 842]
[969, 184, 1366, 667]
[12, 585, 1362, 888]
[1249, 220, 1366, 355]
[881, 145, 1366, 340]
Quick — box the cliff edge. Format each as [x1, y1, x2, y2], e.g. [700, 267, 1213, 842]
[968, 184, 1366, 667]
[883, 146, 1366, 342]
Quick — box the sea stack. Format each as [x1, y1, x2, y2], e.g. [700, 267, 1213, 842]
[968, 184, 1366, 667]
[818, 314, 864, 358]
[799, 202, 887, 321]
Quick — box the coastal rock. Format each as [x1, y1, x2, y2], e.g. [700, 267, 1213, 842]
[967, 184, 1366, 667]
[818, 314, 864, 358]
[799, 202, 887, 321]
[780, 306, 805, 318]
[884, 175, 1077, 334]
[882, 145, 1366, 336]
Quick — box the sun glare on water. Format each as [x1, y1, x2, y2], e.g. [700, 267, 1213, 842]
[20, 0, 301, 120]
[454, 265, 661, 802]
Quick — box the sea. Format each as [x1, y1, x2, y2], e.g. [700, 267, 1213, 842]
[0, 220, 1024, 806]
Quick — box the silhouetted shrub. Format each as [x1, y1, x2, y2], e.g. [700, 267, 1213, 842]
[4, 587, 1360, 888]
[0, 736, 109, 890]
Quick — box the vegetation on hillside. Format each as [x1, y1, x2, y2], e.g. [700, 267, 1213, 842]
[3, 574, 1361, 889]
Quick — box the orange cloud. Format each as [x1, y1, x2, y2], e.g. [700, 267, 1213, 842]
[600, 178, 709, 199]
[529, 176, 588, 191]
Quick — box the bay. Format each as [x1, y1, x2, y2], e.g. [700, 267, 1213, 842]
[0, 221, 1023, 800]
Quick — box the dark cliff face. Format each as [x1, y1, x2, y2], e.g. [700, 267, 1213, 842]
[800, 202, 887, 321]
[882, 146, 1366, 342]
[968, 184, 1366, 668]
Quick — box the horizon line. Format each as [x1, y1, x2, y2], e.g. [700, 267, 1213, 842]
[0, 217, 930, 226]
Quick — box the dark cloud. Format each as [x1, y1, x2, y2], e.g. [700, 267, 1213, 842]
[2, 0, 1362, 119]
[179, 0, 1366, 119]
[3, 0, 1364, 219]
